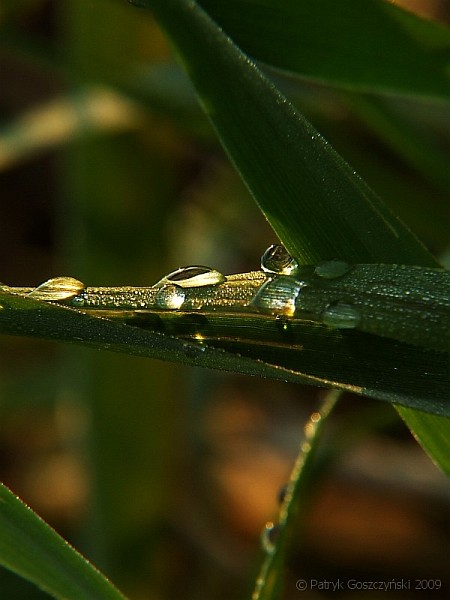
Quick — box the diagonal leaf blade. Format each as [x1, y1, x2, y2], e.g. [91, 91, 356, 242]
[127, 0, 450, 475]
[199, 0, 450, 101]
[0, 482, 126, 600]
[131, 0, 435, 267]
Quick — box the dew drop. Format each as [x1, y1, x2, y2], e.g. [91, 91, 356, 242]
[252, 276, 304, 317]
[261, 521, 280, 554]
[158, 266, 225, 288]
[322, 302, 360, 329]
[155, 285, 186, 310]
[261, 244, 299, 276]
[27, 277, 85, 301]
[70, 295, 86, 307]
[314, 260, 352, 279]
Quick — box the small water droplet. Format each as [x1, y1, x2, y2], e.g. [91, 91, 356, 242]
[314, 260, 352, 279]
[261, 521, 280, 554]
[261, 244, 299, 276]
[71, 295, 86, 307]
[322, 302, 360, 329]
[252, 276, 304, 317]
[158, 266, 225, 288]
[155, 285, 186, 310]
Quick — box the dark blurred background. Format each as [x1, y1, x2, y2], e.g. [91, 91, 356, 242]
[1, 1, 450, 598]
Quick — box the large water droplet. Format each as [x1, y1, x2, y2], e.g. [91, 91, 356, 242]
[261, 244, 299, 276]
[157, 266, 225, 288]
[251, 276, 304, 317]
[322, 302, 360, 329]
[155, 285, 186, 310]
[314, 260, 352, 279]
[27, 277, 85, 301]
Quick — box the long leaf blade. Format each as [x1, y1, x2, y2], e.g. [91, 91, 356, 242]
[1, 289, 449, 416]
[127, 0, 450, 475]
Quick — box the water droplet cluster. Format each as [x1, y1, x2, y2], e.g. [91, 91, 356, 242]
[252, 244, 304, 317]
[256, 246, 362, 330]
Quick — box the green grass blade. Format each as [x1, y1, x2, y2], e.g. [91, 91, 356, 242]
[1, 288, 449, 416]
[131, 0, 434, 267]
[127, 0, 450, 477]
[198, 0, 450, 100]
[253, 391, 340, 600]
[0, 482, 126, 600]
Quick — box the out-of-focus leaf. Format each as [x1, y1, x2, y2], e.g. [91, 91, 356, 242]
[0, 482, 126, 600]
[197, 0, 450, 101]
[0, 90, 140, 171]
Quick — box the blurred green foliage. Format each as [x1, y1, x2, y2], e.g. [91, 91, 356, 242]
[1, 1, 450, 599]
